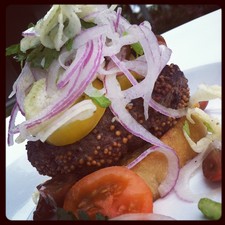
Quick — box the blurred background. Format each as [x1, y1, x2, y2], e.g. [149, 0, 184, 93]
[5, 4, 220, 116]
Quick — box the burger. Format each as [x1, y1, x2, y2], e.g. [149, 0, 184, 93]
[6, 5, 221, 220]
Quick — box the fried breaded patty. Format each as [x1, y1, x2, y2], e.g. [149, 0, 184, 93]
[27, 64, 189, 178]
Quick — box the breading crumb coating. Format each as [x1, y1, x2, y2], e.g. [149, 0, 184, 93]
[26, 64, 189, 178]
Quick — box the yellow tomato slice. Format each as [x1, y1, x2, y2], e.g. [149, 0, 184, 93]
[47, 79, 105, 146]
[117, 71, 143, 90]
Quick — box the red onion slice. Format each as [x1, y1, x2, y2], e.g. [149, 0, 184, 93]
[97, 57, 147, 78]
[57, 41, 91, 88]
[110, 213, 175, 220]
[9, 7, 187, 146]
[9, 63, 35, 116]
[7, 104, 19, 146]
[123, 57, 147, 77]
[12, 36, 104, 141]
[110, 55, 137, 86]
[174, 141, 221, 202]
[30, 67, 47, 81]
[46, 60, 63, 93]
[73, 24, 108, 49]
[127, 146, 179, 198]
[105, 74, 173, 151]
[58, 49, 76, 70]
[114, 7, 122, 33]
[22, 27, 38, 37]
[148, 99, 187, 118]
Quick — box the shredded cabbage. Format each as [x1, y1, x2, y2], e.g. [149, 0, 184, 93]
[20, 5, 106, 52]
[183, 107, 221, 153]
[76, 5, 108, 21]
[189, 84, 221, 107]
[9, 5, 222, 149]
[24, 78, 53, 119]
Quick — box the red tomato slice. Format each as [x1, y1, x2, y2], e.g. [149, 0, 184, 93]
[199, 101, 209, 110]
[63, 166, 153, 219]
[156, 35, 167, 46]
[202, 149, 221, 182]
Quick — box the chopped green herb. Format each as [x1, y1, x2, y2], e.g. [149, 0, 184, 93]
[56, 208, 76, 220]
[203, 121, 214, 133]
[42, 47, 60, 69]
[6, 44, 21, 56]
[65, 38, 74, 51]
[183, 120, 190, 136]
[95, 212, 108, 220]
[25, 44, 60, 69]
[122, 31, 128, 36]
[122, 31, 144, 56]
[131, 42, 144, 56]
[80, 19, 96, 29]
[26, 45, 44, 65]
[56, 208, 108, 221]
[76, 210, 91, 220]
[76, 210, 108, 220]
[6, 44, 27, 68]
[91, 95, 111, 108]
[14, 52, 27, 62]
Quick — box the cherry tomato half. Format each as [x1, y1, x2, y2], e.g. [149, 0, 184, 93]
[63, 166, 153, 219]
[202, 149, 221, 182]
[156, 35, 167, 46]
[199, 101, 209, 110]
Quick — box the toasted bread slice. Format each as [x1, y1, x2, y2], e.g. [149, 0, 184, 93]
[122, 116, 207, 200]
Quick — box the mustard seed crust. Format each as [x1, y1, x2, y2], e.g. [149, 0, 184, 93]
[26, 64, 189, 178]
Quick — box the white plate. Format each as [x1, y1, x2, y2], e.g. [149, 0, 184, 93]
[162, 9, 221, 71]
[5, 62, 221, 220]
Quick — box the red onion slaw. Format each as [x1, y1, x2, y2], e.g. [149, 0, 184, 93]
[9, 6, 185, 146]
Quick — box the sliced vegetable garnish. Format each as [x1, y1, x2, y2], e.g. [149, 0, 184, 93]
[183, 120, 190, 136]
[184, 107, 221, 153]
[7, 104, 19, 146]
[6, 43, 26, 68]
[131, 42, 144, 56]
[198, 198, 221, 220]
[6, 43, 21, 56]
[203, 121, 214, 133]
[63, 166, 153, 219]
[174, 140, 221, 202]
[80, 19, 96, 29]
[198, 101, 209, 110]
[65, 38, 74, 51]
[8, 5, 177, 145]
[90, 96, 111, 108]
[189, 84, 221, 107]
[202, 148, 221, 182]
